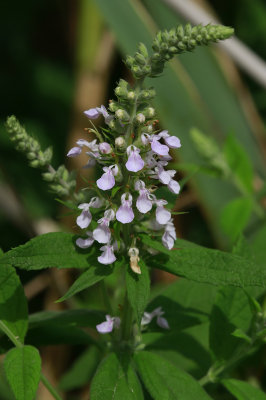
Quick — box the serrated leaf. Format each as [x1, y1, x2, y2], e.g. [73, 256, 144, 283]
[224, 134, 253, 193]
[4, 346, 41, 400]
[0, 232, 96, 270]
[126, 260, 150, 326]
[142, 235, 266, 287]
[0, 265, 28, 342]
[219, 197, 253, 241]
[134, 351, 212, 400]
[90, 352, 144, 400]
[209, 287, 252, 361]
[59, 346, 101, 391]
[57, 265, 114, 302]
[223, 378, 266, 400]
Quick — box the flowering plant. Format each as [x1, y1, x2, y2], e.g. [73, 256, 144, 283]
[1, 23, 266, 400]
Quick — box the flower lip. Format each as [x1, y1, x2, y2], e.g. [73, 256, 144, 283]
[125, 145, 145, 172]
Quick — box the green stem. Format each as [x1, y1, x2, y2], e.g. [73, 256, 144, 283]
[0, 320, 63, 400]
[125, 78, 144, 144]
[40, 375, 62, 400]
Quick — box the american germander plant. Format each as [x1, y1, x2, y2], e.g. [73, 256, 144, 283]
[1, 23, 266, 400]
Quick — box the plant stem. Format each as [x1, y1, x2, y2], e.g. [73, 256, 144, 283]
[40, 374, 62, 400]
[121, 292, 134, 342]
[0, 320, 63, 400]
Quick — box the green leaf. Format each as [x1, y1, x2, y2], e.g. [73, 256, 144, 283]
[223, 378, 266, 400]
[59, 346, 101, 391]
[0, 232, 96, 270]
[126, 260, 150, 326]
[134, 351, 212, 399]
[219, 197, 253, 241]
[142, 235, 266, 287]
[0, 265, 28, 342]
[224, 134, 253, 193]
[90, 352, 144, 400]
[57, 265, 113, 302]
[4, 346, 41, 400]
[29, 309, 105, 329]
[209, 286, 252, 361]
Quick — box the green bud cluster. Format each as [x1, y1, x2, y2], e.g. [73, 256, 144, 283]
[6, 115, 53, 168]
[6, 115, 78, 199]
[125, 23, 234, 78]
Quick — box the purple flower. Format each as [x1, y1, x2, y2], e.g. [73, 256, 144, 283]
[116, 193, 134, 224]
[155, 200, 171, 225]
[168, 179, 180, 194]
[98, 244, 116, 265]
[93, 209, 115, 244]
[76, 197, 103, 229]
[67, 146, 82, 158]
[84, 108, 100, 119]
[84, 105, 113, 124]
[162, 219, 176, 250]
[76, 231, 94, 249]
[164, 135, 181, 149]
[151, 138, 169, 156]
[99, 142, 112, 154]
[135, 180, 154, 214]
[96, 315, 121, 334]
[125, 145, 145, 172]
[76, 203, 92, 229]
[141, 307, 169, 329]
[96, 165, 118, 191]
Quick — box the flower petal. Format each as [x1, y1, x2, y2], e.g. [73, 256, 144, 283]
[96, 320, 114, 334]
[96, 172, 115, 190]
[151, 139, 169, 156]
[164, 136, 181, 148]
[67, 147, 82, 157]
[156, 206, 171, 225]
[76, 210, 92, 229]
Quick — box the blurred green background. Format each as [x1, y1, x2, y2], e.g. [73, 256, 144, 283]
[0, 1, 265, 399]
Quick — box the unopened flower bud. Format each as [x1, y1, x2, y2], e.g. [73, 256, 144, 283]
[127, 91, 135, 100]
[146, 124, 153, 133]
[146, 107, 155, 118]
[115, 109, 130, 121]
[115, 136, 125, 148]
[136, 113, 145, 124]
[128, 247, 141, 274]
[109, 101, 118, 112]
[99, 142, 112, 154]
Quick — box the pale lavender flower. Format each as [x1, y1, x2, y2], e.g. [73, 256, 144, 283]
[141, 307, 169, 329]
[135, 180, 154, 214]
[96, 105, 113, 124]
[151, 138, 169, 156]
[155, 200, 171, 225]
[84, 108, 100, 119]
[164, 135, 181, 149]
[156, 163, 176, 185]
[67, 146, 82, 158]
[76, 197, 103, 229]
[96, 165, 118, 191]
[116, 193, 134, 223]
[141, 133, 150, 146]
[125, 145, 145, 172]
[76, 203, 92, 229]
[162, 219, 176, 250]
[99, 142, 112, 154]
[168, 179, 180, 194]
[93, 209, 115, 244]
[98, 244, 116, 265]
[76, 231, 94, 249]
[96, 315, 121, 334]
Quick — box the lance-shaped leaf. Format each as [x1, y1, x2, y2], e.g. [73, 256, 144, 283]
[223, 378, 266, 400]
[4, 345, 41, 400]
[90, 352, 143, 399]
[135, 351, 212, 400]
[142, 235, 266, 287]
[0, 264, 28, 342]
[0, 232, 96, 270]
